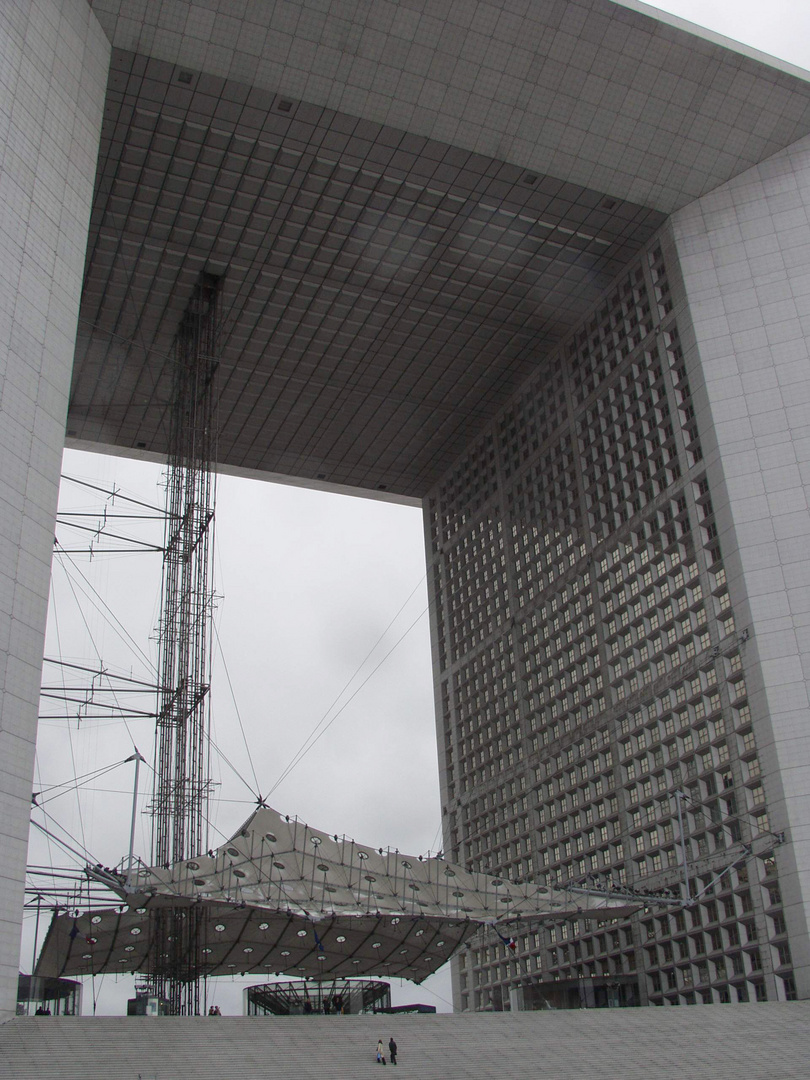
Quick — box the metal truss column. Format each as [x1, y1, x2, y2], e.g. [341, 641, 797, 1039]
[150, 273, 220, 1013]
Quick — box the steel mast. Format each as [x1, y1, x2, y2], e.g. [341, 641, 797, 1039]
[149, 273, 220, 1014]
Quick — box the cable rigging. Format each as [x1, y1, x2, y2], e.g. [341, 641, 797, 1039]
[52, 543, 157, 675]
[267, 594, 431, 799]
[35, 319, 447, 1013]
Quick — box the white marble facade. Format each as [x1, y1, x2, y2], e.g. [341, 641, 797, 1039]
[2, 0, 810, 1019]
[668, 137, 810, 995]
[0, 0, 108, 1019]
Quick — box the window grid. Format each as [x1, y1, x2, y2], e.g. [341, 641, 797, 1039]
[430, 240, 790, 1010]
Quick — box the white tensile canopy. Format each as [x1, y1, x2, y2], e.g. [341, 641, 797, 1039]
[37, 807, 637, 983]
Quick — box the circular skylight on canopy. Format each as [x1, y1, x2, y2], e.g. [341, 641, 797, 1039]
[39, 805, 639, 986]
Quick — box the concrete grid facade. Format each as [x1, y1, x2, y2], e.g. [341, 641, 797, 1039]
[426, 164, 810, 1007]
[1, 0, 810, 1019]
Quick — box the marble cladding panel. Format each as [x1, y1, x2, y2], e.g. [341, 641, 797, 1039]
[0, 0, 109, 1020]
[669, 131, 810, 997]
[88, 0, 810, 213]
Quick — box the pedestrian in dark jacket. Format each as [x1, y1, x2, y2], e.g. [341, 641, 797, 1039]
[389, 1037, 398, 1065]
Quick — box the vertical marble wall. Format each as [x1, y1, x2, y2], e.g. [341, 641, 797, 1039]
[0, 0, 108, 1018]
[668, 133, 810, 996]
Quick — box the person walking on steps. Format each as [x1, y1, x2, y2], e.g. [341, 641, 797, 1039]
[388, 1037, 398, 1065]
[376, 1038, 386, 1064]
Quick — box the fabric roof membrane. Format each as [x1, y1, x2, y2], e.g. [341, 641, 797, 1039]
[37, 807, 637, 983]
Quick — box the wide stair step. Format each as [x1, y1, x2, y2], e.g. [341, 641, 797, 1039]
[2, 1005, 810, 1080]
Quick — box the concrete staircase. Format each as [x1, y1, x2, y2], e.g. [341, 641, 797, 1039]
[1, 1005, 809, 1080]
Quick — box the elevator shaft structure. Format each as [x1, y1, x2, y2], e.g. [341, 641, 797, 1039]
[150, 273, 220, 1014]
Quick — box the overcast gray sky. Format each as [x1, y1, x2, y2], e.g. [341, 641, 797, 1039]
[24, 0, 810, 1016]
[31, 454, 439, 1014]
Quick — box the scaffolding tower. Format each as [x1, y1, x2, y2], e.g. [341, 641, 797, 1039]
[149, 273, 220, 1014]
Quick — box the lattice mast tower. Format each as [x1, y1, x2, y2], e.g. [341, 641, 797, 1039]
[149, 273, 220, 1014]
